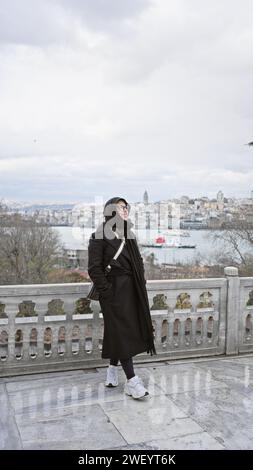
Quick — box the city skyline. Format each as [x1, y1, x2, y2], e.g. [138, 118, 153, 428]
[1, 188, 253, 208]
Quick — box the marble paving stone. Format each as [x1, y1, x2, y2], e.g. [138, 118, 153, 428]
[23, 440, 120, 450]
[3, 356, 253, 450]
[157, 361, 213, 371]
[6, 371, 163, 419]
[203, 366, 253, 389]
[15, 403, 126, 450]
[209, 367, 253, 390]
[5, 366, 154, 394]
[7, 382, 124, 419]
[212, 425, 253, 450]
[0, 384, 22, 450]
[153, 360, 219, 372]
[165, 357, 229, 366]
[8, 385, 125, 420]
[100, 395, 204, 444]
[220, 356, 253, 363]
[106, 415, 204, 446]
[6, 372, 100, 394]
[141, 366, 228, 395]
[128, 363, 205, 387]
[111, 442, 162, 450]
[5, 370, 100, 393]
[3, 369, 96, 383]
[196, 360, 251, 376]
[144, 363, 200, 374]
[167, 386, 253, 449]
[155, 362, 221, 379]
[100, 392, 186, 414]
[216, 378, 253, 402]
[111, 431, 225, 450]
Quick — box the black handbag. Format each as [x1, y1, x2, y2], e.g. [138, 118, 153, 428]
[87, 237, 125, 301]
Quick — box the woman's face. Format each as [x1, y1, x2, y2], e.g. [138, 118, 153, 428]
[116, 200, 129, 220]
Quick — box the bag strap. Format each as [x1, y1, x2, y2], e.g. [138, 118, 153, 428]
[112, 238, 125, 260]
[105, 235, 125, 272]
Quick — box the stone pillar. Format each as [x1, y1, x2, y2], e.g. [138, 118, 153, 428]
[224, 266, 240, 355]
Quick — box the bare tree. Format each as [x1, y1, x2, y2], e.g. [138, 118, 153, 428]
[0, 207, 65, 284]
[207, 211, 253, 267]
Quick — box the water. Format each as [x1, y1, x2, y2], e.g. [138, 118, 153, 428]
[52, 226, 227, 265]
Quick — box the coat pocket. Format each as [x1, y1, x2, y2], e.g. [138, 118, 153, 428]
[100, 283, 114, 301]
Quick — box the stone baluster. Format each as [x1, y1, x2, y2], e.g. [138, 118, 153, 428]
[224, 266, 240, 355]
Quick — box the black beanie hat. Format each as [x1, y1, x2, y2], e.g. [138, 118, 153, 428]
[102, 197, 133, 238]
[103, 197, 130, 218]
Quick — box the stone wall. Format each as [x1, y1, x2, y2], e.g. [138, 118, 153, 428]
[0, 267, 252, 376]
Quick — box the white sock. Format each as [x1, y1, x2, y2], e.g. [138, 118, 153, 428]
[127, 374, 136, 381]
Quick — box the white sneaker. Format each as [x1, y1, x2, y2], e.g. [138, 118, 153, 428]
[124, 375, 149, 399]
[105, 365, 118, 387]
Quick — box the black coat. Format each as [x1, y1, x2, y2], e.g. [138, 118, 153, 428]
[88, 223, 154, 360]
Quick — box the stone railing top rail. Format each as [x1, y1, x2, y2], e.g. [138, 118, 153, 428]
[0, 276, 235, 294]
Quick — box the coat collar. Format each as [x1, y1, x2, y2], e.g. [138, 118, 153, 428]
[93, 221, 135, 263]
[104, 233, 131, 262]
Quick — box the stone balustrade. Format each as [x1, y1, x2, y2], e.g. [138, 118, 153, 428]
[1, 266, 253, 377]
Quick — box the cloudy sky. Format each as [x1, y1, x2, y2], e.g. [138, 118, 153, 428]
[1, 0, 253, 204]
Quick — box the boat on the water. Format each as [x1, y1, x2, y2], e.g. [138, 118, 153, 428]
[141, 242, 164, 248]
[140, 242, 196, 249]
[140, 234, 196, 249]
[177, 244, 196, 249]
[141, 235, 165, 248]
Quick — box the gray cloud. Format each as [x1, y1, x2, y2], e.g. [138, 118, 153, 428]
[0, 1, 66, 46]
[56, 0, 150, 24]
[0, 0, 253, 202]
[0, 0, 150, 46]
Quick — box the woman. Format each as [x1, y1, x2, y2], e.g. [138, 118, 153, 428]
[88, 197, 156, 400]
